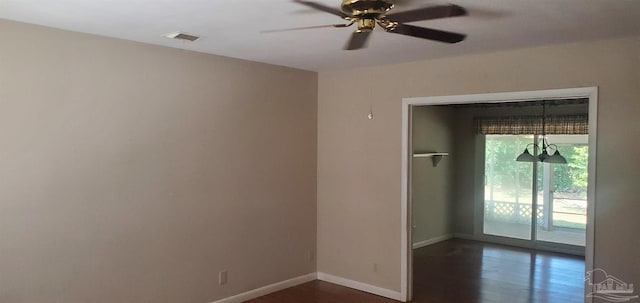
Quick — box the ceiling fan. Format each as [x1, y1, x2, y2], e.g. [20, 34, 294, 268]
[288, 0, 468, 50]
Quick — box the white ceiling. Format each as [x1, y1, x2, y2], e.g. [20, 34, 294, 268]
[1, 0, 639, 71]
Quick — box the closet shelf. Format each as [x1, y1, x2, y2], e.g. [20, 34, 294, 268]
[413, 152, 449, 167]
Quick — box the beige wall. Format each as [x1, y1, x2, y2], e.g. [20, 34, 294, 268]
[450, 108, 481, 235]
[0, 20, 318, 302]
[411, 106, 454, 244]
[318, 36, 640, 292]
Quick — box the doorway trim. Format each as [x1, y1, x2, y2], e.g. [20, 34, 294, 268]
[400, 87, 598, 302]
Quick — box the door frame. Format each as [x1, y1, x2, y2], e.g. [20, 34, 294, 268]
[400, 87, 598, 302]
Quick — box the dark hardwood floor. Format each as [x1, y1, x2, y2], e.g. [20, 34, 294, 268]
[246, 239, 585, 303]
[246, 280, 396, 303]
[411, 239, 585, 303]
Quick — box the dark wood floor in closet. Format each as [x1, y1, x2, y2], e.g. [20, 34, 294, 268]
[246, 239, 585, 303]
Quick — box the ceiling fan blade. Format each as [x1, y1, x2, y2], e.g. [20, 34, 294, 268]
[292, 0, 349, 18]
[344, 31, 372, 50]
[387, 23, 466, 43]
[262, 23, 352, 33]
[385, 4, 467, 23]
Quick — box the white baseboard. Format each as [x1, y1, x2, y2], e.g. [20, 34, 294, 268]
[317, 272, 404, 302]
[211, 273, 317, 303]
[210, 271, 406, 303]
[412, 234, 453, 249]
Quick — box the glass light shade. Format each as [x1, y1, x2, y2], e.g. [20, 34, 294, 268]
[516, 148, 536, 162]
[545, 150, 568, 164]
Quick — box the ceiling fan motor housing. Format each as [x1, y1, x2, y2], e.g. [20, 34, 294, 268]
[341, 0, 394, 18]
[356, 19, 376, 32]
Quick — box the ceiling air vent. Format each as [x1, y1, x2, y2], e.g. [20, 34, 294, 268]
[164, 32, 201, 42]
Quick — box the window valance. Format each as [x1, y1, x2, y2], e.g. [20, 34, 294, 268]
[474, 114, 588, 135]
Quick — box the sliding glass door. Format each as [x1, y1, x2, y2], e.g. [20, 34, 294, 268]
[483, 135, 534, 240]
[534, 135, 588, 246]
[483, 135, 587, 247]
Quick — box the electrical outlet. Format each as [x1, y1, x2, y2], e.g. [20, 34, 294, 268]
[373, 263, 378, 273]
[219, 271, 228, 285]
